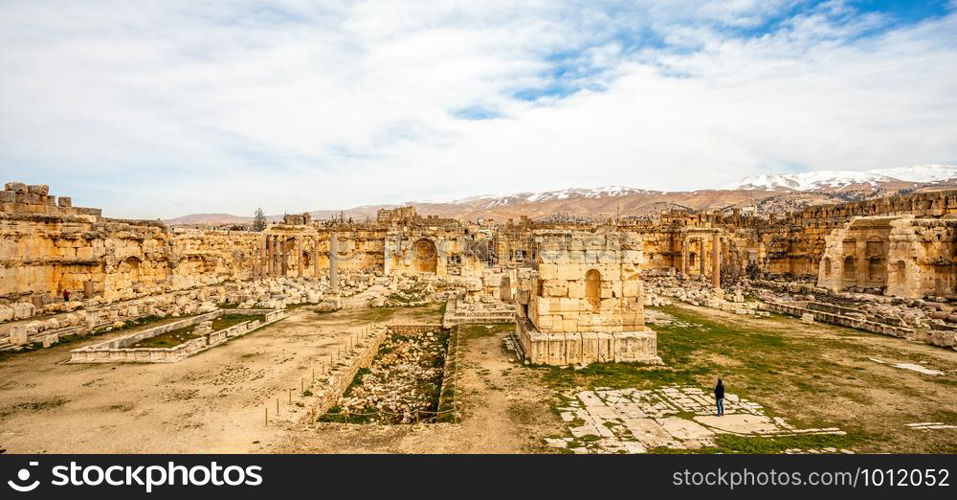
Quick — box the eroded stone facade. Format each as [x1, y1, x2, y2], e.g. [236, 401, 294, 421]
[4, 181, 957, 358]
[513, 230, 662, 366]
[818, 216, 957, 298]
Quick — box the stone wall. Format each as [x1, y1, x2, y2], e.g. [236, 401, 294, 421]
[514, 230, 661, 366]
[306, 324, 390, 420]
[7, 180, 957, 342]
[1, 278, 325, 351]
[818, 216, 957, 298]
[0, 184, 261, 305]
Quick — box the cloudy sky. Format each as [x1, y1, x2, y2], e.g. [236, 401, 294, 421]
[1, 0, 955, 218]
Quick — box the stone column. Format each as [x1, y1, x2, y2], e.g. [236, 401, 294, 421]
[280, 238, 287, 277]
[260, 237, 267, 280]
[712, 232, 721, 289]
[680, 234, 688, 275]
[384, 234, 394, 276]
[273, 235, 280, 277]
[329, 231, 339, 293]
[297, 236, 303, 278]
[267, 235, 275, 278]
[313, 236, 320, 279]
[273, 236, 280, 277]
[699, 238, 706, 275]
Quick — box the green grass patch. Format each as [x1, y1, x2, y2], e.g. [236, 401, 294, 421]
[131, 314, 264, 348]
[535, 305, 841, 410]
[719, 432, 868, 454]
[647, 432, 873, 455]
[92, 315, 167, 335]
[539, 304, 957, 453]
[0, 315, 177, 360]
[130, 324, 202, 348]
[212, 313, 265, 331]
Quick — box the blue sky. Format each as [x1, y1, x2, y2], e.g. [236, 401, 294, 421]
[0, 0, 955, 218]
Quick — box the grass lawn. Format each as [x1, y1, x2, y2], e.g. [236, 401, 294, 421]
[0, 315, 185, 361]
[534, 304, 957, 453]
[131, 314, 265, 348]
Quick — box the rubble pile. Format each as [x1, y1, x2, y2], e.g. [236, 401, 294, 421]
[334, 272, 375, 298]
[641, 271, 767, 317]
[1, 277, 337, 351]
[336, 330, 448, 423]
[225, 278, 329, 310]
[369, 275, 461, 308]
[746, 277, 957, 348]
[641, 269, 956, 348]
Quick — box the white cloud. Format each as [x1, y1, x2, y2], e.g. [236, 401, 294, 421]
[0, 0, 954, 218]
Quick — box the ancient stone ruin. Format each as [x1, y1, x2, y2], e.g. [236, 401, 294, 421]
[2, 181, 957, 361]
[513, 230, 661, 365]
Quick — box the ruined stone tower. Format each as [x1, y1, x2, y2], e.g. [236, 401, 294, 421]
[513, 230, 661, 366]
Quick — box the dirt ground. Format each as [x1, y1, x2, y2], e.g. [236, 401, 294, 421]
[0, 304, 561, 454]
[2, 300, 955, 454]
[0, 305, 414, 453]
[273, 323, 563, 453]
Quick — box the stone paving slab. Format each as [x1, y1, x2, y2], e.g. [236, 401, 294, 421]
[622, 418, 680, 449]
[906, 422, 957, 430]
[552, 385, 848, 454]
[658, 416, 715, 441]
[694, 414, 780, 435]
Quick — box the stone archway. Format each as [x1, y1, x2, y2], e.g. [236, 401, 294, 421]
[413, 238, 437, 274]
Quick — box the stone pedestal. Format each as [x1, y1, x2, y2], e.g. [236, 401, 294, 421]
[515, 319, 662, 366]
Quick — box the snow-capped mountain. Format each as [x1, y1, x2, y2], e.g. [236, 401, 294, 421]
[869, 164, 957, 183]
[170, 165, 957, 225]
[728, 164, 957, 191]
[449, 185, 656, 208]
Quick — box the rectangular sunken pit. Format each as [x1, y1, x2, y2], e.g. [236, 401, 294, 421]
[69, 309, 286, 363]
[320, 325, 454, 424]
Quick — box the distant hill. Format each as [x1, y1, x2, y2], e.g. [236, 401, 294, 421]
[163, 213, 255, 225]
[165, 164, 957, 225]
[726, 164, 957, 192]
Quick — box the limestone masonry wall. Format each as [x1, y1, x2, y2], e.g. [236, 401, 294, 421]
[5, 180, 957, 356]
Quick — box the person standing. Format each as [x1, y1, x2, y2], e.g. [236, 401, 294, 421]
[714, 378, 725, 416]
[62, 289, 71, 302]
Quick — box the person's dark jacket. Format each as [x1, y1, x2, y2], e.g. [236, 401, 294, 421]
[714, 383, 724, 399]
